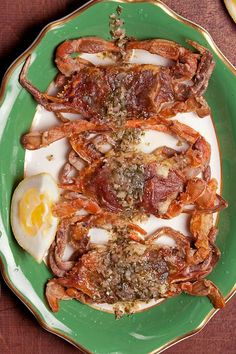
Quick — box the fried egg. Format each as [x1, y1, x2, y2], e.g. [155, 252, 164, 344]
[11, 173, 59, 263]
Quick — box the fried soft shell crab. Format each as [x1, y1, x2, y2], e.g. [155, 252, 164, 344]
[18, 12, 227, 316]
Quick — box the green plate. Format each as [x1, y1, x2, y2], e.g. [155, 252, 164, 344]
[0, 1, 235, 353]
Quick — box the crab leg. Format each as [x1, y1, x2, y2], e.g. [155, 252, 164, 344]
[170, 213, 220, 284]
[55, 112, 70, 123]
[146, 226, 190, 246]
[180, 279, 225, 308]
[54, 221, 76, 271]
[48, 242, 68, 278]
[188, 212, 219, 264]
[20, 56, 80, 113]
[46, 280, 71, 312]
[189, 212, 213, 259]
[127, 39, 214, 97]
[69, 134, 103, 163]
[53, 196, 102, 218]
[181, 178, 228, 213]
[165, 177, 227, 219]
[187, 40, 215, 96]
[21, 119, 110, 150]
[157, 96, 211, 119]
[70, 133, 115, 163]
[126, 116, 200, 143]
[46, 279, 90, 312]
[68, 150, 85, 171]
[69, 212, 147, 246]
[55, 37, 119, 76]
[59, 162, 76, 185]
[48, 221, 75, 278]
[127, 39, 199, 80]
[126, 117, 211, 169]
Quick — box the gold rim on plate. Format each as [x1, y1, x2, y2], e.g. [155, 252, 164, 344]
[0, 1, 235, 353]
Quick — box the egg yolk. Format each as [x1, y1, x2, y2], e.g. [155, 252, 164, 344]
[19, 188, 52, 236]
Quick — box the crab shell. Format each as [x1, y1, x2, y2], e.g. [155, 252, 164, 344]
[45, 216, 225, 315]
[19, 37, 214, 121]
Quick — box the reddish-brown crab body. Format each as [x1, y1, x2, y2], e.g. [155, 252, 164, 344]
[19, 37, 215, 121]
[58, 64, 203, 120]
[21, 113, 226, 219]
[78, 153, 224, 218]
[82, 158, 184, 215]
[46, 215, 225, 314]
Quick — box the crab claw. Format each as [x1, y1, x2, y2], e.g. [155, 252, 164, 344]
[55, 37, 119, 76]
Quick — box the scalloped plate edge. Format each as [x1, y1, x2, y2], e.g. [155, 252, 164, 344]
[0, 1, 236, 353]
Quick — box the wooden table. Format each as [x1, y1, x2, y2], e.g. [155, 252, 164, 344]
[0, 1, 236, 353]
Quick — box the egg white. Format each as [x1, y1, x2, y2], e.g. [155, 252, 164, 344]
[11, 173, 59, 263]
